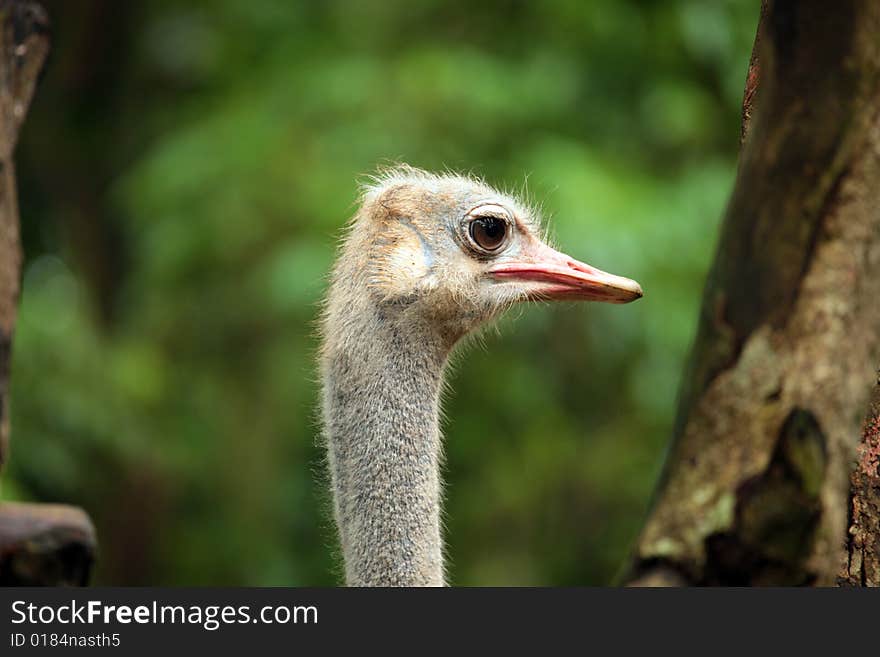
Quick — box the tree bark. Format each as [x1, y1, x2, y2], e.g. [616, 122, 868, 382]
[739, 1, 767, 147]
[0, 0, 48, 466]
[627, 0, 880, 586]
[841, 385, 880, 585]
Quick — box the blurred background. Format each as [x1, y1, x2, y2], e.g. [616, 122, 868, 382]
[4, 0, 758, 585]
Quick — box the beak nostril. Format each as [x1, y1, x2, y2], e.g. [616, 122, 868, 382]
[566, 259, 599, 275]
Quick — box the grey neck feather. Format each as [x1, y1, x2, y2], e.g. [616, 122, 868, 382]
[322, 302, 452, 586]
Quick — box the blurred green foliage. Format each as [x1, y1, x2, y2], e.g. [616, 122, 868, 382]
[5, 0, 757, 584]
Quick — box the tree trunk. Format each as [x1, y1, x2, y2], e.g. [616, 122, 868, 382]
[0, 0, 48, 466]
[627, 0, 880, 586]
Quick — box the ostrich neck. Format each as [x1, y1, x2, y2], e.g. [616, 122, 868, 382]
[322, 305, 453, 586]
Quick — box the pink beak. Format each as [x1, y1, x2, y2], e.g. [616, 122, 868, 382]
[488, 241, 643, 304]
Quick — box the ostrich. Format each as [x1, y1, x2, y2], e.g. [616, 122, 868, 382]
[319, 166, 642, 586]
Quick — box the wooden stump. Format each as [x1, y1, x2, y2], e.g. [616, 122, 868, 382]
[0, 503, 96, 585]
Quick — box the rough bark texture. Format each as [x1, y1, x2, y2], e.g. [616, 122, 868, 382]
[740, 1, 767, 146]
[0, 0, 48, 466]
[841, 386, 880, 585]
[628, 0, 880, 586]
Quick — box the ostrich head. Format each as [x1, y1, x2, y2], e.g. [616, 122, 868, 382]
[337, 166, 642, 344]
[321, 166, 643, 586]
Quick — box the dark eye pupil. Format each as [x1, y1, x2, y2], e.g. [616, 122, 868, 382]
[470, 217, 507, 251]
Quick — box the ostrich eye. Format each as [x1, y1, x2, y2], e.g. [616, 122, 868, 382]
[469, 216, 508, 252]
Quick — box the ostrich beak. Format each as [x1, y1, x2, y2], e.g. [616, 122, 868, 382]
[488, 241, 643, 303]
